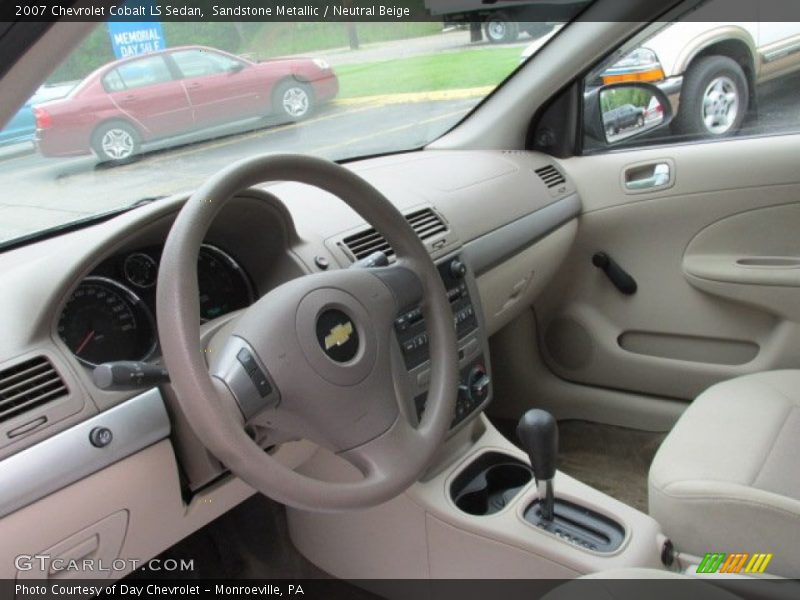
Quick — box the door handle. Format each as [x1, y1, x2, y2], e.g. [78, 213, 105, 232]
[185, 82, 202, 90]
[624, 162, 671, 191]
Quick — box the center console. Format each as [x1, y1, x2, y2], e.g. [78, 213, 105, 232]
[287, 258, 667, 583]
[393, 254, 492, 432]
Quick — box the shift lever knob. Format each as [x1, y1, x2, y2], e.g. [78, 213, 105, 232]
[516, 409, 558, 482]
[516, 409, 558, 521]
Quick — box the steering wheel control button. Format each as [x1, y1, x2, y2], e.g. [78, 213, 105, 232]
[316, 309, 359, 363]
[251, 371, 272, 398]
[236, 348, 258, 374]
[210, 338, 281, 421]
[89, 426, 113, 448]
[236, 348, 272, 397]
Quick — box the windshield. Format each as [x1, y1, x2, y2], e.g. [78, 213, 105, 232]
[0, 15, 575, 246]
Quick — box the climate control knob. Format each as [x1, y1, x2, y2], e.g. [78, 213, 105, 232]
[450, 259, 468, 279]
[466, 364, 490, 404]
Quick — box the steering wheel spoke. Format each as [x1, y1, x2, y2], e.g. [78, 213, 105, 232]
[341, 415, 427, 481]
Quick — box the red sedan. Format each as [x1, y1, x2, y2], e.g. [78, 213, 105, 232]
[33, 45, 338, 163]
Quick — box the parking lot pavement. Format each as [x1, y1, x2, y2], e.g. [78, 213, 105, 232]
[0, 141, 34, 161]
[0, 98, 476, 243]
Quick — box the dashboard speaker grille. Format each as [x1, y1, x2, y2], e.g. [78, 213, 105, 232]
[341, 207, 447, 261]
[0, 356, 68, 424]
[535, 165, 566, 188]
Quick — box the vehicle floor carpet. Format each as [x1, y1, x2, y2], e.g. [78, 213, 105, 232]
[491, 418, 665, 513]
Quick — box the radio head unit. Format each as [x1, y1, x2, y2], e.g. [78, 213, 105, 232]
[392, 255, 491, 434]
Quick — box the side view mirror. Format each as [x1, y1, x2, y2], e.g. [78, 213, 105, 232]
[228, 62, 245, 74]
[584, 82, 673, 145]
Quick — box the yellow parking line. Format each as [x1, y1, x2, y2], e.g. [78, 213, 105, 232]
[335, 86, 495, 108]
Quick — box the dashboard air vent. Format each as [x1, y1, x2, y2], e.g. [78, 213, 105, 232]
[0, 356, 68, 424]
[342, 208, 447, 261]
[535, 165, 566, 188]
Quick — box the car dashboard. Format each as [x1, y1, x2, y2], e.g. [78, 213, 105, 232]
[0, 149, 581, 578]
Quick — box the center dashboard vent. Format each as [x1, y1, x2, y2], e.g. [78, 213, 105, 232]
[535, 164, 566, 189]
[0, 356, 68, 424]
[341, 207, 448, 261]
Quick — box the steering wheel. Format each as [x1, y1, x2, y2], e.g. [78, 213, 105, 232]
[156, 154, 459, 511]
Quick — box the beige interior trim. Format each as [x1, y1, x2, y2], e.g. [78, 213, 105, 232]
[0, 437, 320, 579]
[288, 415, 665, 579]
[524, 134, 800, 406]
[490, 310, 686, 432]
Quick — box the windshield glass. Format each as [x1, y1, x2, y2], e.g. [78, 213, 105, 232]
[0, 13, 576, 245]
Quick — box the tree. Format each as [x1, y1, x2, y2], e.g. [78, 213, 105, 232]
[342, 0, 359, 50]
[346, 22, 360, 50]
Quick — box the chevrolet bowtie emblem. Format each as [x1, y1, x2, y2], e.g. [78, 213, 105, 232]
[324, 321, 354, 350]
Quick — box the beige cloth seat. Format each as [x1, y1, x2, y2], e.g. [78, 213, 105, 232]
[649, 370, 800, 578]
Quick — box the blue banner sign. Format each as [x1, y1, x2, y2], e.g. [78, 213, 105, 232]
[107, 20, 167, 59]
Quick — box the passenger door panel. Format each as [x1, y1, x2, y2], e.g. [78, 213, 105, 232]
[533, 134, 800, 402]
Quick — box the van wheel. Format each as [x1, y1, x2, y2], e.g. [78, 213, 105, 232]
[673, 55, 748, 138]
[92, 121, 140, 164]
[484, 13, 520, 44]
[273, 81, 314, 121]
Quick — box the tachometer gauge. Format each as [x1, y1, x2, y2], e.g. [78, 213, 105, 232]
[57, 277, 156, 366]
[197, 245, 255, 321]
[123, 252, 158, 288]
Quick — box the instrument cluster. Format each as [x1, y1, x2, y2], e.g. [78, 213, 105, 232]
[57, 244, 255, 366]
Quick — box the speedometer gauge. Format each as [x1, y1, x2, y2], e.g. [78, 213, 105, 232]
[57, 277, 156, 366]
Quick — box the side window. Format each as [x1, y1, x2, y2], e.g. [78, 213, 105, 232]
[582, 12, 800, 151]
[171, 50, 240, 79]
[102, 69, 126, 93]
[115, 56, 173, 90]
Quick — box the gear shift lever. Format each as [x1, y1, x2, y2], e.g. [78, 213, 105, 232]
[516, 409, 558, 521]
[517, 409, 625, 552]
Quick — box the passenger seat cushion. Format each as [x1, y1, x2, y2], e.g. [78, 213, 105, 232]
[649, 370, 800, 578]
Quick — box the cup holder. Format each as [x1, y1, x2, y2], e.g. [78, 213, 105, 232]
[451, 452, 533, 516]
